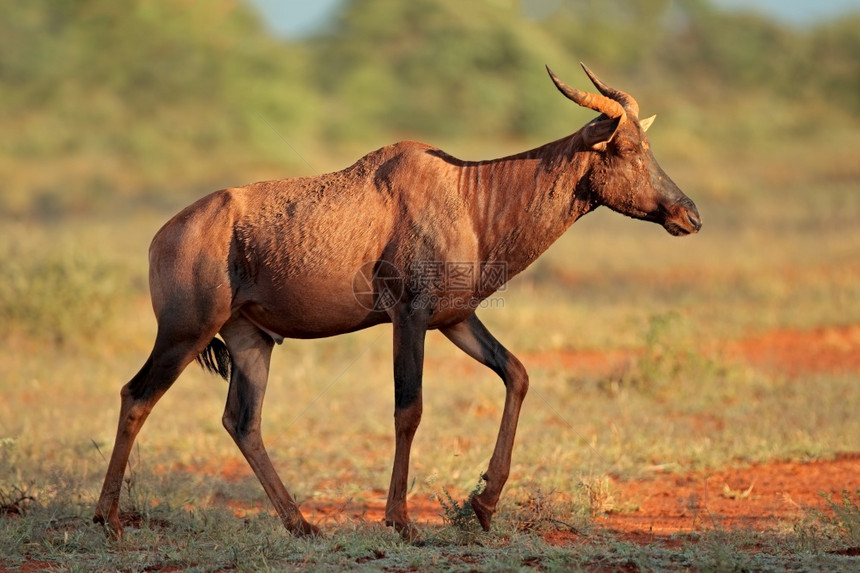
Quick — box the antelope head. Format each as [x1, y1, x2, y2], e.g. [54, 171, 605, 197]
[547, 63, 702, 236]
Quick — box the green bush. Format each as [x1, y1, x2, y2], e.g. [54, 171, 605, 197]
[0, 237, 132, 344]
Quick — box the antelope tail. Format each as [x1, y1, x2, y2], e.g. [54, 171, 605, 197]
[196, 338, 231, 381]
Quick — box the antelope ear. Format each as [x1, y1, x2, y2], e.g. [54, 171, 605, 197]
[582, 116, 622, 151]
[639, 114, 656, 132]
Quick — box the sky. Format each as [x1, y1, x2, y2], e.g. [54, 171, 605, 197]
[248, 0, 860, 38]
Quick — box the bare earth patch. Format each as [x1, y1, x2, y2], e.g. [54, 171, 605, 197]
[602, 453, 859, 545]
[539, 324, 859, 544]
[522, 323, 860, 379]
[266, 455, 858, 546]
[726, 324, 860, 377]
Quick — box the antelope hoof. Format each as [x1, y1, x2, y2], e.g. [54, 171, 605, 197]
[93, 513, 123, 540]
[293, 519, 323, 538]
[470, 496, 493, 532]
[386, 519, 423, 544]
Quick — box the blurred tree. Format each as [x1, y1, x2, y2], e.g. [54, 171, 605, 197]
[310, 0, 579, 141]
[1, 0, 859, 218]
[538, 0, 675, 73]
[809, 15, 860, 114]
[659, 6, 805, 96]
[0, 1, 316, 215]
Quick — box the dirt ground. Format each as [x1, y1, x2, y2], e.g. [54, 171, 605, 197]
[595, 324, 860, 546]
[190, 324, 860, 545]
[294, 454, 858, 550]
[596, 453, 859, 546]
[520, 323, 860, 379]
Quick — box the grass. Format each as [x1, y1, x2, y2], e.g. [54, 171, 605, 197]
[818, 490, 860, 548]
[1, 135, 859, 569]
[2, 489, 858, 571]
[433, 481, 485, 536]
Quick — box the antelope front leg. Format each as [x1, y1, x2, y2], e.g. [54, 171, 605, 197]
[441, 314, 529, 531]
[471, 366, 528, 531]
[384, 305, 428, 542]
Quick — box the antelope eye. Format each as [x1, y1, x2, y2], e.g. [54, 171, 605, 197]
[618, 146, 637, 158]
[616, 147, 642, 167]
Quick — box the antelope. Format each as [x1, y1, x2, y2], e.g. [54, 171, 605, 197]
[94, 64, 701, 542]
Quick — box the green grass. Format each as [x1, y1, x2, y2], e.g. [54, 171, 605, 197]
[2, 488, 858, 571]
[1, 137, 859, 569]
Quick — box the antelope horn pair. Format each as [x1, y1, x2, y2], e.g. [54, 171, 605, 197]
[546, 62, 640, 119]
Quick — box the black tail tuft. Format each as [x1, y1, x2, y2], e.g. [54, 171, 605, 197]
[196, 337, 231, 381]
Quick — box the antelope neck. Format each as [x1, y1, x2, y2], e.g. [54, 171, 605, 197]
[457, 134, 596, 281]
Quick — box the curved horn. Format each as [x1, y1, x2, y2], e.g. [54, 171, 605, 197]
[546, 65, 625, 120]
[580, 62, 640, 118]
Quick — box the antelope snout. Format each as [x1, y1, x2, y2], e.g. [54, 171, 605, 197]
[685, 207, 702, 233]
[662, 200, 702, 236]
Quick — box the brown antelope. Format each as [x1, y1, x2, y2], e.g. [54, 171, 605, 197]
[94, 64, 701, 541]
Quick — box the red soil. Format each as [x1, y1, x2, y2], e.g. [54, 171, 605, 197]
[535, 324, 860, 545]
[602, 452, 859, 545]
[534, 324, 860, 545]
[521, 323, 860, 379]
[726, 324, 860, 377]
[191, 454, 858, 548]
